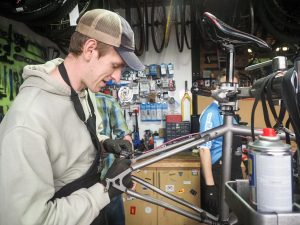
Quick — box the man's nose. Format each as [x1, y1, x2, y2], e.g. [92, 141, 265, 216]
[111, 68, 122, 83]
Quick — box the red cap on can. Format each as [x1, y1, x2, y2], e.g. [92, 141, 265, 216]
[262, 128, 276, 137]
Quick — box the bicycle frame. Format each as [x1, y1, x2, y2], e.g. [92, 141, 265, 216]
[104, 116, 292, 224]
[104, 11, 297, 225]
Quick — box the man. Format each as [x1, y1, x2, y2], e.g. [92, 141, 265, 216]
[96, 92, 132, 225]
[199, 75, 243, 216]
[0, 9, 144, 225]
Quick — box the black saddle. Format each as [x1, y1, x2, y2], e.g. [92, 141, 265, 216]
[202, 12, 270, 49]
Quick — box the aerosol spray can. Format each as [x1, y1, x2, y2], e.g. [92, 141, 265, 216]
[248, 128, 293, 213]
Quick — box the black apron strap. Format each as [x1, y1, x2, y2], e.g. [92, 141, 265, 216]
[58, 63, 86, 121]
[50, 63, 105, 224]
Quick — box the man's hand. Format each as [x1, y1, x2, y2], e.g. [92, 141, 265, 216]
[103, 139, 132, 157]
[101, 158, 133, 199]
[204, 185, 218, 215]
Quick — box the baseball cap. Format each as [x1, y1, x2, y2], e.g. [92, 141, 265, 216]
[76, 9, 145, 71]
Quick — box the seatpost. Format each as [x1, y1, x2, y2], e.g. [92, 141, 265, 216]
[225, 44, 235, 83]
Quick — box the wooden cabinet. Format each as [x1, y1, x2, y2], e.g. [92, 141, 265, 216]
[124, 153, 201, 225]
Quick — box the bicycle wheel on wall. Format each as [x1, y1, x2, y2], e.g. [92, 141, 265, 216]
[127, 0, 145, 56]
[143, 0, 150, 52]
[174, 0, 184, 52]
[184, 0, 192, 49]
[151, 0, 166, 53]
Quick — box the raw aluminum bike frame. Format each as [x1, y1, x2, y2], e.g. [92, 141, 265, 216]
[104, 111, 292, 224]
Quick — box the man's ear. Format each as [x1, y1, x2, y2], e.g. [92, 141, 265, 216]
[82, 39, 97, 60]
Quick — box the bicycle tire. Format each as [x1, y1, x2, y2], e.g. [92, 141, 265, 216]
[29, 0, 80, 25]
[192, 0, 204, 34]
[151, 0, 166, 53]
[127, 0, 145, 56]
[30, 0, 95, 50]
[174, 0, 184, 52]
[264, 0, 300, 31]
[269, 0, 300, 22]
[108, 0, 125, 9]
[101, 0, 112, 10]
[256, 0, 300, 44]
[0, 1, 62, 22]
[46, 0, 94, 31]
[249, 0, 255, 35]
[143, 0, 149, 51]
[164, 0, 174, 48]
[183, 0, 192, 49]
[14, 0, 54, 13]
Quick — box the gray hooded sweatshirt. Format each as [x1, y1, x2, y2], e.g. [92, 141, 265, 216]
[0, 58, 110, 225]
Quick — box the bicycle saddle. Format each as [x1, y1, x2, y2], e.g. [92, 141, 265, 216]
[202, 12, 270, 49]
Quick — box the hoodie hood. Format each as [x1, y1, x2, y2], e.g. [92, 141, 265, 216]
[20, 58, 71, 97]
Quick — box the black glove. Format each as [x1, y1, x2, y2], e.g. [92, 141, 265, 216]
[204, 185, 218, 215]
[103, 139, 132, 158]
[101, 158, 133, 199]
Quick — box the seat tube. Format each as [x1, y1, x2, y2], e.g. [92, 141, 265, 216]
[219, 114, 234, 221]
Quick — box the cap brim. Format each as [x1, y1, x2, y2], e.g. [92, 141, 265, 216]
[117, 48, 145, 71]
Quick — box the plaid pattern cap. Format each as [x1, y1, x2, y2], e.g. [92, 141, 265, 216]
[76, 9, 144, 71]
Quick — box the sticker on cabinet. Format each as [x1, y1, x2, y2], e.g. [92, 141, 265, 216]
[165, 184, 175, 192]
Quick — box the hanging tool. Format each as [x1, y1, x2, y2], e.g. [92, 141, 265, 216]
[13, 71, 20, 95]
[133, 109, 141, 149]
[0, 106, 4, 123]
[4, 65, 7, 94]
[0, 65, 2, 86]
[13, 53, 43, 64]
[47, 46, 60, 60]
[9, 68, 13, 101]
[3, 24, 12, 57]
[181, 80, 192, 121]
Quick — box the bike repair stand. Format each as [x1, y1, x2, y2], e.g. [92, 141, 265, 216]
[211, 43, 240, 224]
[214, 36, 300, 225]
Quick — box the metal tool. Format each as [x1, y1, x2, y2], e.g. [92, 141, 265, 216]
[9, 68, 13, 101]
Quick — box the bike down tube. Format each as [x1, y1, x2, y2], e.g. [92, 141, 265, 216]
[131, 175, 204, 214]
[130, 176, 219, 223]
[126, 188, 218, 224]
